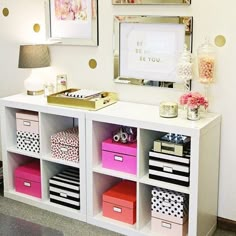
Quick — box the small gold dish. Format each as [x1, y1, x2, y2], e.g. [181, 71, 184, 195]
[47, 88, 118, 110]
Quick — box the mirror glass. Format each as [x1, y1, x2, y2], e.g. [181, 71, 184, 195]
[113, 0, 191, 5]
[113, 16, 193, 90]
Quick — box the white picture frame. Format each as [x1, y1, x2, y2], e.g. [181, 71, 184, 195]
[45, 0, 98, 46]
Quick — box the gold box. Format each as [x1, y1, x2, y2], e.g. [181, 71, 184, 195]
[47, 88, 118, 111]
[153, 140, 184, 156]
[153, 134, 190, 157]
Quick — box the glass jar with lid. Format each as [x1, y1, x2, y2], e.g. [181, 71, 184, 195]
[197, 38, 216, 84]
[177, 44, 193, 82]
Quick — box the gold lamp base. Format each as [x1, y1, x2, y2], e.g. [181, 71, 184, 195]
[27, 90, 44, 96]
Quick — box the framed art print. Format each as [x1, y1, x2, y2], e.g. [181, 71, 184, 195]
[113, 15, 193, 89]
[119, 22, 185, 82]
[45, 0, 98, 46]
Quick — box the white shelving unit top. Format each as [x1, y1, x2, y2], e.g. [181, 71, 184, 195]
[1, 94, 220, 134]
[86, 101, 221, 135]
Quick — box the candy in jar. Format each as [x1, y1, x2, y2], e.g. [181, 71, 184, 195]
[197, 39, 216, 84]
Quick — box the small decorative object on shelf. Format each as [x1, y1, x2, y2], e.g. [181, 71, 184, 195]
[56, 74, 67, 92]
[44, 82, 55, 97]
[179, 92, 208, 120]
[153, 133, 191, 157]
[159, 101, 178, 118]
[177, 44, 193, 91]
[112, 126, 137, 143]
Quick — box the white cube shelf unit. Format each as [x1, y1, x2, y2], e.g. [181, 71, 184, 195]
[0, 94, 86, 221]
[1, 94, 221, 236]
[86, 102, 221, 236]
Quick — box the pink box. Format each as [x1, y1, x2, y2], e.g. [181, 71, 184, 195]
[152, 211, 187, 225]
[16, 111, 39, 134]
[14, 160, 41, 198]
[102, 138, 137, 175]
[151, 217, 188, 236]
[103, 180, 136, 224]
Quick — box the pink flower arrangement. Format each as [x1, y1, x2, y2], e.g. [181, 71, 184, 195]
[179, 92, 208, 109]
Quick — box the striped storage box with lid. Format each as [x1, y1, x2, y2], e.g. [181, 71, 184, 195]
[49, 168, 80, 210]
[149, 149, 190, 187]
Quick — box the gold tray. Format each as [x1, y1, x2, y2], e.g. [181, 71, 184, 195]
[47, 88, 118, 110]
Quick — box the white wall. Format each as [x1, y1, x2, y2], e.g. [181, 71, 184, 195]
[0, 0, 235, 221]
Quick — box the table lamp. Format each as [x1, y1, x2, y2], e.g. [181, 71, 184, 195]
[18, 45, 50, 95]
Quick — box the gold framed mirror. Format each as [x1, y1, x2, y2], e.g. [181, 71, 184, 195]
[113, 15, 193, 90]
[112, 0, 191, 5]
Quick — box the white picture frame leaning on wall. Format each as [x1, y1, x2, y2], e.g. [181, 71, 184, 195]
[45, 0, 98, 46]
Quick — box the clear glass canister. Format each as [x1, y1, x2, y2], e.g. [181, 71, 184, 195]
[197, 39, 216, 84]
[44, 82, 55, 97]
[177, 44, 193, 83]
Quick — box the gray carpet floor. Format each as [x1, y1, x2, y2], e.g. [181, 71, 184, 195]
[0, 186, 121, 236]
[0, 212, 63, 236]
[0, 185, 234, 236]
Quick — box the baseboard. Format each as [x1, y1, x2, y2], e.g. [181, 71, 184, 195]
[217, 217, 236, 232]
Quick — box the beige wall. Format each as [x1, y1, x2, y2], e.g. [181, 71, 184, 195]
[0, 0, 235, 221]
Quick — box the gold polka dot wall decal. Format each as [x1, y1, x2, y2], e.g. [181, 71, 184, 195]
[214, 35, 226, 47]
[2, 8, 9, 17]
[33, 23, 40, 33]
[89, 59, 97, 69]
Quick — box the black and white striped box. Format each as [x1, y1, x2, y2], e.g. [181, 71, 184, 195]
[49, 168, 80, 210]
[149, 150, 190, 187]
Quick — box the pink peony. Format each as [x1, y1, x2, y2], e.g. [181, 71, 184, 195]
[179, 92, 208, 109]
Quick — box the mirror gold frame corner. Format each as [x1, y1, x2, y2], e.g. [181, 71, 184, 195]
[112, 0, 191, 5]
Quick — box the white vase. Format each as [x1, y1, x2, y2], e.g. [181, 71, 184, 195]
[187, 107, 200, 120]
